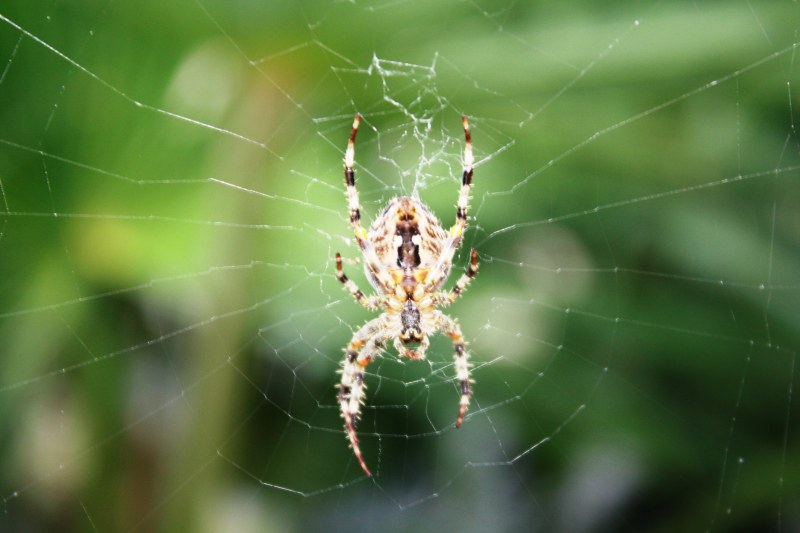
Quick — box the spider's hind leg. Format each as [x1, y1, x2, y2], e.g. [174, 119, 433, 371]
[344, 113, 367, 244]
[449, 115, 474, 243]
[341, 114, 395, 291]
[424, 116, 475, 293]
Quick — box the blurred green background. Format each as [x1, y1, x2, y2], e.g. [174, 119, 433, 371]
[1, 0, 799, 531]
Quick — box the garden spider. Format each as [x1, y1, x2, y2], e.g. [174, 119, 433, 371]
[335, 114, 479, 476]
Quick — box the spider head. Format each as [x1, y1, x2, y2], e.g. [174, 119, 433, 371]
[399, 299, 423, 344]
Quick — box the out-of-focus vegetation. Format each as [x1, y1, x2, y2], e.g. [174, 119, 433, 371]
[1, 1, 798, 531]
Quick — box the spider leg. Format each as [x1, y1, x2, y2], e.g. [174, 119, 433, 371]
[344, 114, 367, 244]
[433, 248, 479, 306]
[424, 116, 474, 292]
[338, 318, 388, 476]
[343, 114, 395, 291]
[450, 115, 474, 243]
[434, 311, 473, 428]
[335, 252, 383, 310]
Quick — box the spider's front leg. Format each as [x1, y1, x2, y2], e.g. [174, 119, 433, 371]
[434, 311, 473, 428]
[338, 317, 388, 477]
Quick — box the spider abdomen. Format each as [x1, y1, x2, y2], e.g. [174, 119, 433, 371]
[365, 196, 450, 292]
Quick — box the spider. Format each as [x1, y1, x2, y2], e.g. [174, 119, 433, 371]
[335, 113, 479, 476]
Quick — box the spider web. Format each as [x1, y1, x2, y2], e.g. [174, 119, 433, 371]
[1, 0, 799, 531]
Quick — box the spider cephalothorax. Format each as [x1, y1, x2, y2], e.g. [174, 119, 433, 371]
[335, 114, 479, 476]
